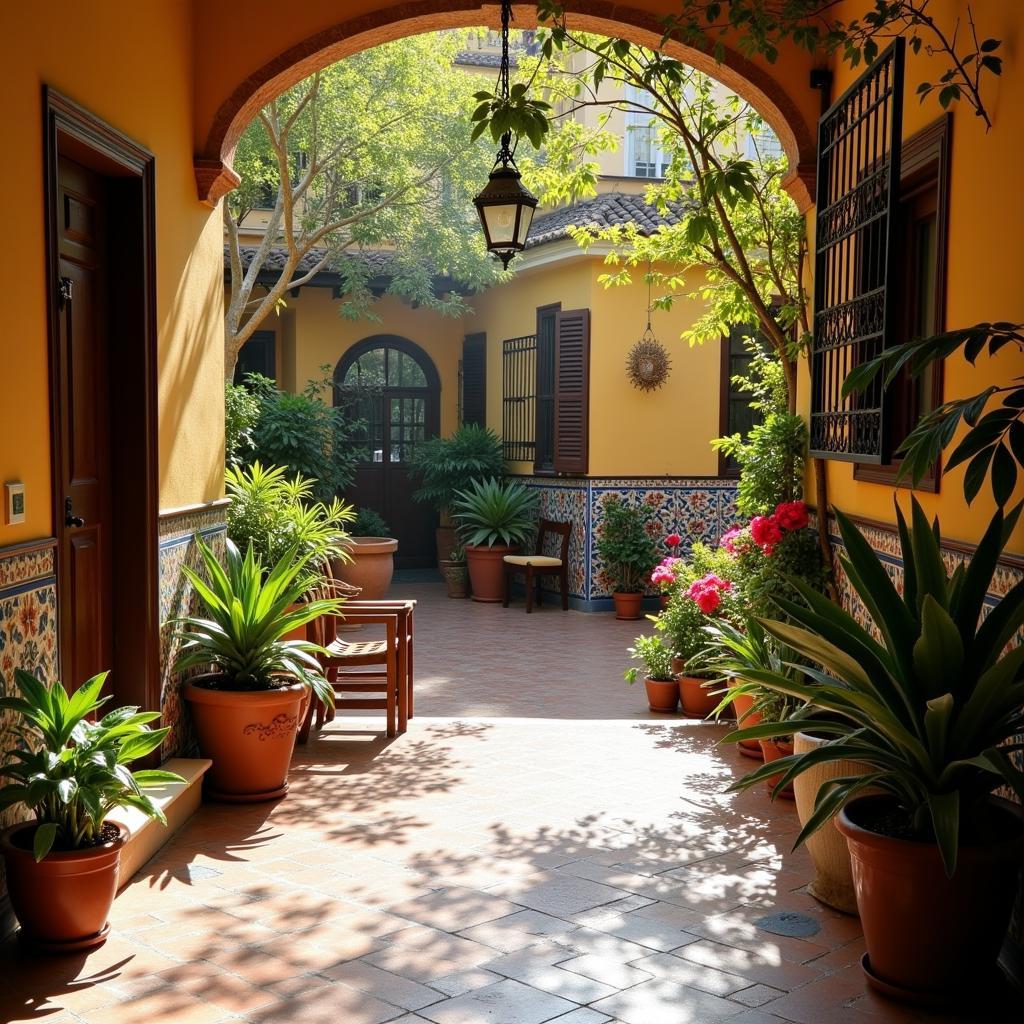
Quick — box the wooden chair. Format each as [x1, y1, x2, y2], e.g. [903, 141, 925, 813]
[502, 519, 571, 613]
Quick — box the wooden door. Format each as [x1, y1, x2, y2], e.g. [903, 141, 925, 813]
[54, 156, 113, 689]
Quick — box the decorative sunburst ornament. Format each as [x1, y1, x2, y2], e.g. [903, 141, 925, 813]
[626, 270, 671, 391]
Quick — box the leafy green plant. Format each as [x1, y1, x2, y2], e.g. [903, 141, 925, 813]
[728, 498, 1024, 875]
[350, 507, 391, 537]
[225, 462, 354, 575]
[409, 425, 505, 516]
[451, 477, 537, 548]
[595, 498, 659, 593]
[624, 633, 676, 684]
[173, 537, 342, 707]
[225, 380, 260, 468]
[0, 671, 184, 861]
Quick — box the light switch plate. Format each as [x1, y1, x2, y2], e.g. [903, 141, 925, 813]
[5, 482, 25, 525]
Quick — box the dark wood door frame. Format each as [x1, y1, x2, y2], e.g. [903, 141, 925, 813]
[43, 88, 160, 715]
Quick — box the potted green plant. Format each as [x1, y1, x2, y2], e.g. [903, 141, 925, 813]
[439, 544, 469, 599]
[175, 537, 342, 802]
[625, 633, 679, 713]
[408, 425, 504, 565]
[595, 498, 659, 620]
[728, 499, 1024, 1002]
[451, 477, 537, 602]
[0, 670, 183, 951]
[341, 506, 398, 600]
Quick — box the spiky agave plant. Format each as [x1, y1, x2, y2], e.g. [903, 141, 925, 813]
[173, 537, 342, 707]
[0, 670, 183, 861]
[726, 498, 1024, 875]
[451, 477, 538, 548]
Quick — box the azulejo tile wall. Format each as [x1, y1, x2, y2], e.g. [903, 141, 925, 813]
[516, 477, 739, 605]
[158, 502, 228, 759]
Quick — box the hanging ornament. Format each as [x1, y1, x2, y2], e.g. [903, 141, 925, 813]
[626, 269, 671, 392]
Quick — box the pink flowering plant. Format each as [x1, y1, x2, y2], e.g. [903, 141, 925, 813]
[650, 533, 686, 594]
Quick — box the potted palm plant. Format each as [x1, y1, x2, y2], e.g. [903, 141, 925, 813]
[175, 537, 343, 802]
[0, 670, 183, 951]
[595, 498, 659, 620]
[451, 477, 537, 602]
[728, 499, 1024, 1003]
[625, 633, 679, 713]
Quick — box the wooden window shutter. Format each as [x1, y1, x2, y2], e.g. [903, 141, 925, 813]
[811, 38, 905, 463]
[462, 333, 486, 427]
[553, 308, 590, 474]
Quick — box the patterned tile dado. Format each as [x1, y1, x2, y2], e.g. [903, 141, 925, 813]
[158, 505, 228, 758]
[0, 544, 55, 590]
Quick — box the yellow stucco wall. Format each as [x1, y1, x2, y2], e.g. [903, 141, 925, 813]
[1, 0, 224, 550]
[815, 0, 1024, 550]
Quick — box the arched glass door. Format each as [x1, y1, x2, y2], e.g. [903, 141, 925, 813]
[335, 337, 440, 568]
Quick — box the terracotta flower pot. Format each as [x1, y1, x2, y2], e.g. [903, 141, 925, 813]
[643, 677, 679, 713]
[185, 678, 305, 802]
[758, 737, 795, 800]
[674, 666, 718, 719]
[793, 730, 867, 915]
[333, 536, 397, 600]
[612, 591, 644, 620]
[465, 543, 516, 602]
[659, 593, 670, 610]
[731, 692, 763, 759]
[439, 560, 469, 599]
[837, 795, 1024, 1004]
[0, 821, 127, 952]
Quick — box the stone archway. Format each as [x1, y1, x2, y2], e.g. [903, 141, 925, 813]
[194, 0, 820, 211]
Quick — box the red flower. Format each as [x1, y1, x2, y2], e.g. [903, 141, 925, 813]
[751, 515, 783, 553]
[18, 596, 39, 637]
[687, 573, 732, 615]
[692, 588, 721, 614]
[775, 500, 810, 531]
[665, 533, 682, 548]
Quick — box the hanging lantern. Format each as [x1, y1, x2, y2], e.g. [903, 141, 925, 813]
[473, 0, 538, 269]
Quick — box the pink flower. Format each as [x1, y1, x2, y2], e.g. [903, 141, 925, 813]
[720, 526, 751, 556]
[692, 588, 721, 614]
[651, 566, 676, 586]
[775, 500, 810, 531]
[751, 515, 783, 553]
[687, 573, 732, 615]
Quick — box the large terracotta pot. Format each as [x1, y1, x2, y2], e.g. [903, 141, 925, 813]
[673, 663, 718, 718]
[333, 536, 397, 600]
[612, 591, 644, 620]
[643, 677, 679, 713]
[731, 692, 763, 759]
[0, 821, 127, 952]
[793, 730, 866, 914]
[465, 543, 516, 602]
[837, 795, 1024, 1003]
[185, 678, 305, 802]
[758, 737, 795, 800]
[439, 559, 469, 598]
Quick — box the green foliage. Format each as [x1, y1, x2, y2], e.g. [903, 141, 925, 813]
[225, 462, 354, 575]
[225, 380, 260, 468]
[452, 477, 538, 548]
[715, 413, 807, 518]
[728, 525, 827, 619]
[243, 371, 365, 503]
[174, 538, 342, 706]
[595, 499, 660, 593]
[0, 671, 184, 860]
[728, 498, 1024, 875]
[409, 425, 505, 515]
[625, 633, 676, 684]
[843, 322, 1024, 508]
[350, 507, 391, 537]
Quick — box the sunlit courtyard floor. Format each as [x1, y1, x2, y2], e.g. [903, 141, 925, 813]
[0, 583, 1014, 1023]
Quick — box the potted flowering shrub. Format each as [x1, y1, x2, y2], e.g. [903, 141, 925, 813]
[652, 533, 683, 607]
[596, 498, 659, 619]
[625, 633, 678, 713]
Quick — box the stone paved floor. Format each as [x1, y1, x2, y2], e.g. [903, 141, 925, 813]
[0, 584, 1013, 1023]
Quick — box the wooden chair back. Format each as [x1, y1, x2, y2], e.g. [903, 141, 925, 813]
[536, 519, 571, 563]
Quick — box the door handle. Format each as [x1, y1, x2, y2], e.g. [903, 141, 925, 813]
[64, 497, 85, 528]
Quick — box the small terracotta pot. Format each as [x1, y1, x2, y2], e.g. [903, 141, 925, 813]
[612, 591, 644, 620]
[185, 678, 305, 802]
[837, 795, 1024, 1003]
[333, 536, 398, 600]
[643, 677, 679, 713]
[659, 593, 670, 610]
[731, 692, 764, 759]
[675, 669, 718, 719]
[0, 821, 127, 952]
[465, 543, 517, 602]
[758, 737, 795, 799]
[439, 560, 469, 599]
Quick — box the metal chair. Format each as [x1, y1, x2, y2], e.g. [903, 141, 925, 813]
[502, 519, 571, 612]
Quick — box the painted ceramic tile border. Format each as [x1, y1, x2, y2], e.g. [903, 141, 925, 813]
[0, 542, 55, 591]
